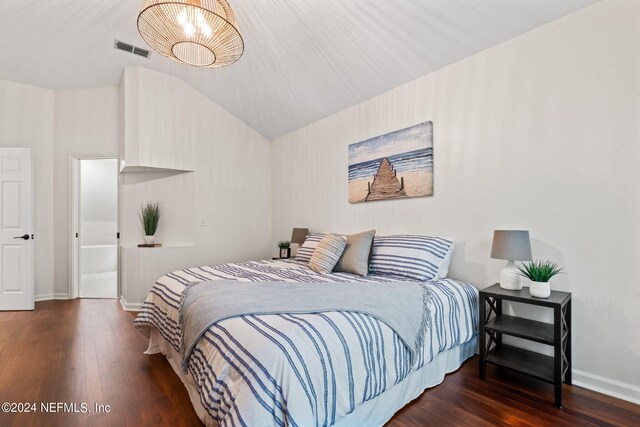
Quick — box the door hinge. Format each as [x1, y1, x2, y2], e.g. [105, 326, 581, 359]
[75, 233, 78, 238]
[117, 232, 120, 239]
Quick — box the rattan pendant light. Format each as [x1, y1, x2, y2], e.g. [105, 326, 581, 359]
[137, 0, 244, 68]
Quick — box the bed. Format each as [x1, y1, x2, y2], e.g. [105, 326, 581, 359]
[134, 258, 478, 427]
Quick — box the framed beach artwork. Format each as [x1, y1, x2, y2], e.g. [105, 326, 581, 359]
[348, 121, 433, 203]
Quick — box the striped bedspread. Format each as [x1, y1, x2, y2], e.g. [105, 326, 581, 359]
[134, 259, 478, 427]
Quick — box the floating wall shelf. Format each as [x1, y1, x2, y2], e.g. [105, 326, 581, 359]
[119, 162, 193, 173]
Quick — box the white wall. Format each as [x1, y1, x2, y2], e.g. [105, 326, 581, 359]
[0, 79, 55, 298]
[120, 67, 273, 306]
[53, 87, 120, 296]
[2, 71, 272, 304]
[272, 0, 640, 401]
[120, 67, 195, 172]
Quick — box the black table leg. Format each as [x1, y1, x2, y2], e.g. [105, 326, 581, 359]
[496, 299, 503, 348]
[479, 296, 486, 379]
[554, 305, 563, 408]
[565, 300, 572, 385]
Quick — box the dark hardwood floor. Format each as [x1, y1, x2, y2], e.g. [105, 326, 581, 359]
[0, 300, 638, 427]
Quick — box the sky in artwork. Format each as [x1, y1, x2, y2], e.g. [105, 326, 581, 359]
[348, 121, 433, 165]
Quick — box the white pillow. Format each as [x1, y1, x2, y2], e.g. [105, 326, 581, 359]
[435, 238, 456, 279]
[369, 235, 455, 281]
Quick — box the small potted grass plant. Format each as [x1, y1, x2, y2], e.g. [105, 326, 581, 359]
[277, 240, 291, 259]
[139, 201, 161, 245]
[517, 260, 564, 298]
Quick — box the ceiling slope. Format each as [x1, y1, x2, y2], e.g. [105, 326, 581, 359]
[0, 0, 598, 139]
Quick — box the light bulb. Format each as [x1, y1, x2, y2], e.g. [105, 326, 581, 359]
[200, 24, 212, 38]
[177, 9, 188, 26]
[196, 11, 212, 38]
[183, 21, 195, 37]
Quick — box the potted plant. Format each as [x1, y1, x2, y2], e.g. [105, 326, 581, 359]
[277, 240, 291, 259]
[517, 260, 564, 298]
[139, 201, 161, 245]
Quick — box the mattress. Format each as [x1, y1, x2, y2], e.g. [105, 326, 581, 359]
[134, 259, 479, 426]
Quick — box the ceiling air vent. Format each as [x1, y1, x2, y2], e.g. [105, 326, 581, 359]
[114, 40, 150, 59]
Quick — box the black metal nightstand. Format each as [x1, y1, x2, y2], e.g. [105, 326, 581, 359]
[479, 283, 572, 407]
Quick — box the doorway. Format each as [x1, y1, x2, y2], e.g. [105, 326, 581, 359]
[71, 158, 118, 299]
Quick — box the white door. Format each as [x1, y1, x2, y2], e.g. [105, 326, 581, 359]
[0, 148, 34, 310]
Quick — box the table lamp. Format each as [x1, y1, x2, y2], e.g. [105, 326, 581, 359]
[490, 230, 532, 290]
[291, 228, 309, 245]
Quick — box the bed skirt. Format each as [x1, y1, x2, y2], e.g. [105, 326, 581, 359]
[146, 328, 477, 427]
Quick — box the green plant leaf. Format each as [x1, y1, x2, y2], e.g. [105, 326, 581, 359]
[517, 260, 564, 282]
[139, 201, 162, 236]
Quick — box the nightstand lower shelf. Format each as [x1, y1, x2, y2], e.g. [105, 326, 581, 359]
[485, 315, 554, 345]
[486, 345, 554, 383]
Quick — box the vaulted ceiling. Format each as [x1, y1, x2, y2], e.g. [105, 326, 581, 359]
[0, 0, 598, 139]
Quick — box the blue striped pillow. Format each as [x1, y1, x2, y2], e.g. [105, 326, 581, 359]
[369, 235, 455, 281]
[294, 233, 325, 264]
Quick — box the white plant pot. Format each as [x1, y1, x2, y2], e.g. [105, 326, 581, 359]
[144, 234, 155, 245]
[529, 281, 551, 298]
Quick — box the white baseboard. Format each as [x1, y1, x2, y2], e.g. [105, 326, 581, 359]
[35, 293, 69, 301]
[119, 295, 142, 312]
[573, 369, 640, 405]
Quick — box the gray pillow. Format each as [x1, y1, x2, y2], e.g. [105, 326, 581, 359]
[333, 230, 376, 276]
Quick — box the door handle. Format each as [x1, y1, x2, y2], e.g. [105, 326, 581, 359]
[13, 234, 30, 240]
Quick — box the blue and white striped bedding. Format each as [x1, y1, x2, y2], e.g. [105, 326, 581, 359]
[369, 235, 455, 281]
[134, 259, 478, 427]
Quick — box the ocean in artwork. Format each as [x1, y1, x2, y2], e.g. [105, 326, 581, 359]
[348, 121, 433, 203]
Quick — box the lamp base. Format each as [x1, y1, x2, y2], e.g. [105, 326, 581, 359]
[499, 260, 522, 290]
